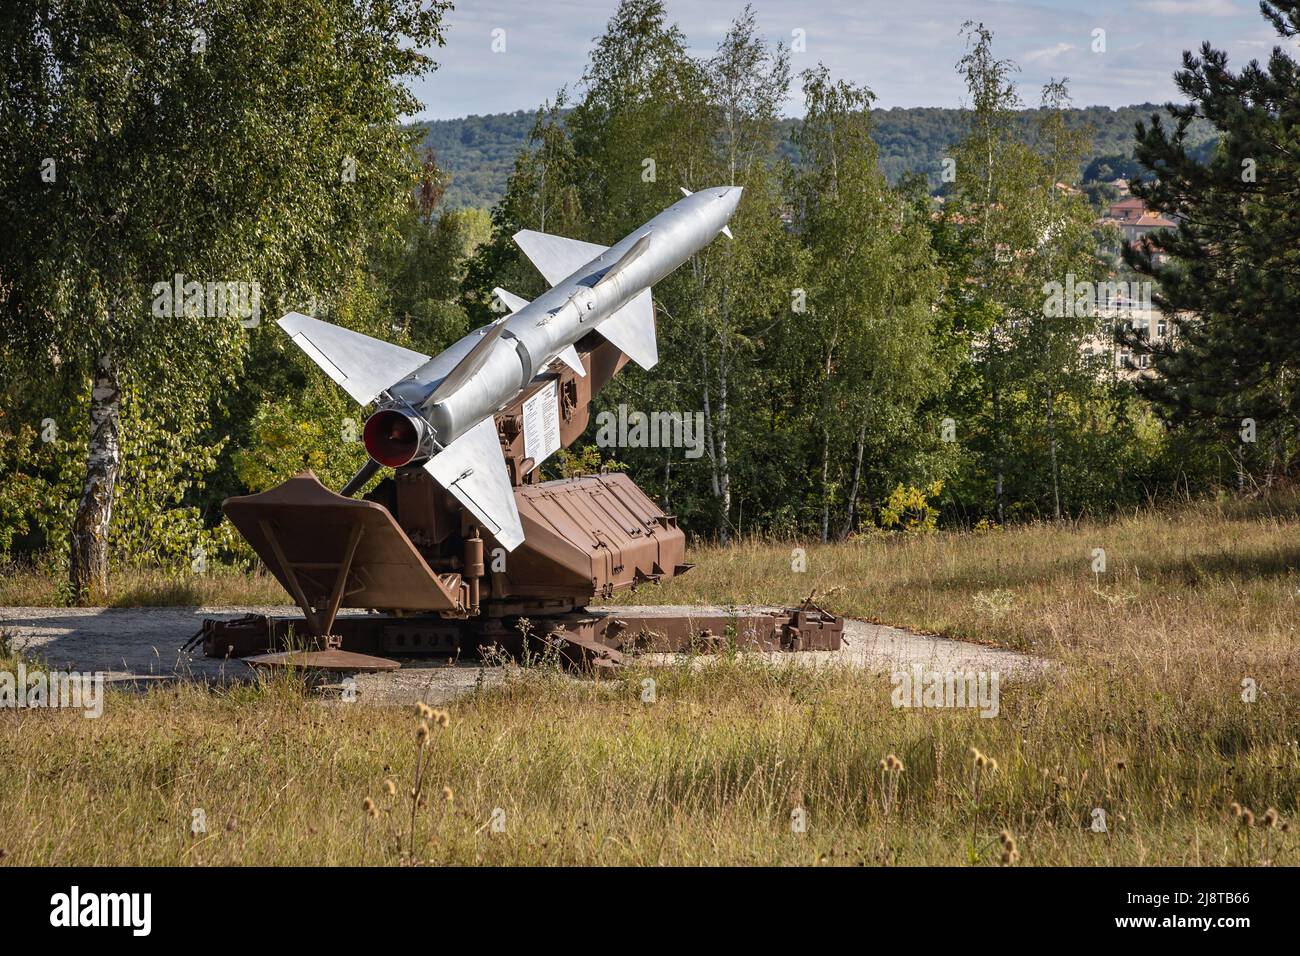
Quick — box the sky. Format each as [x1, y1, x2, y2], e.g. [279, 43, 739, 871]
[410, 0, 1294, 120]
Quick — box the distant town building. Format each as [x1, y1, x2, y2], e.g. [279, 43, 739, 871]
[1082, 292, 1183, 379]
[1101, 195, 1178, 247]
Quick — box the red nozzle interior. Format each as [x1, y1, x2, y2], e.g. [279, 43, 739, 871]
[364, 409, 422, 467]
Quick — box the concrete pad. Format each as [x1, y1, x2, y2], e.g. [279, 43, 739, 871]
[611, 604, 1045, 678]
[0, 604, 1046, 706]
[0, 605, 498, 705]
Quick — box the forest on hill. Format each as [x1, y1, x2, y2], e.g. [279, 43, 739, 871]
[418, 103, 1220, 209]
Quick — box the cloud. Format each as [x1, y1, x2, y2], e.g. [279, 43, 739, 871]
[1137, 0, 1238, 15]
[1023, 42, 1075, 64]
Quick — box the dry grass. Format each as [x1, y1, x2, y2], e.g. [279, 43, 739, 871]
[1, 495, 1298, 865]
[0, 656, 1294, 866]
[0, 562, 288, 608]
[610, 496, 1300, 677]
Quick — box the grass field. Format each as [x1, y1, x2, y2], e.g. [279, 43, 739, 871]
[1, 495, 1297, 865]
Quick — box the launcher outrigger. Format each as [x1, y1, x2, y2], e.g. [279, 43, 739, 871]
[198, 190, 842, 673]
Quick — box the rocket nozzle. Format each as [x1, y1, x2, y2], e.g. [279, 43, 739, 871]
[363, 408, 426, 468]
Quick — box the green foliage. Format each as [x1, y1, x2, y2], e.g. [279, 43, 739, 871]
[109, 387, 233, 571]
[231, 375, 371, 494]
[930, 24, 1143, 523]
[0, 349, 87, 558]
[553, 445, 627, 479]
[879, 481, 944, 533]
[789, 63, 952, 540]
[0, 368, 240, 571]
[0, 419, 72, 554]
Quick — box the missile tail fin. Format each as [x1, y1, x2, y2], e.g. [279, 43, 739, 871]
[426, 317, 510, 404]
[277, 312, 430, 405]
[493, 287, 530, 314]
[424, 416, 524, 551]
[555, 344, 586, 377]
[596, 288, 657, 370]
[340, 458, 381, 498]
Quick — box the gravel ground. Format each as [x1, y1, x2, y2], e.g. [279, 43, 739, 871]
[0, 604, 1046, 705]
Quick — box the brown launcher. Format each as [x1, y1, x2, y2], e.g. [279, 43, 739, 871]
[210, 336, 842, 672]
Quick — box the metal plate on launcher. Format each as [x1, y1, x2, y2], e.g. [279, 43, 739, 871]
[382, 623, 461, 655]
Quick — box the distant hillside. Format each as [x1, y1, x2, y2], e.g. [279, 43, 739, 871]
[416, 110, 538, 211]
[415, 104, 1219, 211]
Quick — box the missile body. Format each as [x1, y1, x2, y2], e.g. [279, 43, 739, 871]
[368, 186, 740, 464]
[278, 186, 742, 549]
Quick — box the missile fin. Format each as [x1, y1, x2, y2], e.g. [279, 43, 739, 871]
[426, 316, 510, 404]
[720, 225, 734, 239]
[680, 186, 694, 197]
[277, 312, 430, 405]
[595, 288, 657, 370]
[513, 229, 609, 286]
[554, 344, 586, 377]
[493, 287, 530, 314]
[424, 416, 524, 551]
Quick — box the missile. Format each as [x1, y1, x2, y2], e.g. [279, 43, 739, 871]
[277, 185, 743, 551]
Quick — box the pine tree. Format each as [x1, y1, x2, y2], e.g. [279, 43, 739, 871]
[1124, 0, 1300, 481]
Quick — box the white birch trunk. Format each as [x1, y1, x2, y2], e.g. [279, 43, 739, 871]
[69, 350, 121, 604]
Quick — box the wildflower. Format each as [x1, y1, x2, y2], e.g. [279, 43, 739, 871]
[415, 702, 432, 719]
[1229, 801, 1242, 818]
[442, 786, 454, 803]
[384, 778, 396, 796]
[1263, 808, 1278, 828]
[1242, 808, 1255, 827]
[417, 722, 430, 743]
[434, 709, 451, 729]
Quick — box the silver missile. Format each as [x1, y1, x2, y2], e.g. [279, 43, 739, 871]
[276, 185, 742, 550]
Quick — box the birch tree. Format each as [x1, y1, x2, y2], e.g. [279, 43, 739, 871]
[0, 0, 449, 601]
